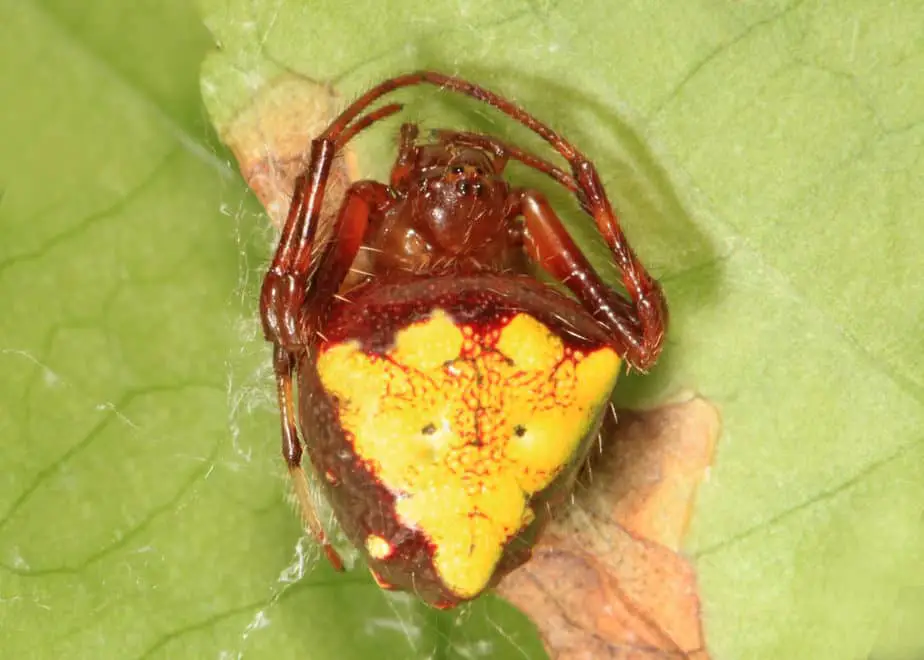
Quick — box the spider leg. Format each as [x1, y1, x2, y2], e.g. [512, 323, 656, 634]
[260, 102, 400, 350]
[265, 181, 390, 569]
[273, 344, 344, 570]
[260, 87, 395, 569]
[568, 161, 667, 369]
[335, 103, 403, 148]
[302, 181, 392, 327]
[317, 72, 578, 161]
[514, 188, 663, 370]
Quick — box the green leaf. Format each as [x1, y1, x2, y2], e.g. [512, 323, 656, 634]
[2, 1, 921, 659]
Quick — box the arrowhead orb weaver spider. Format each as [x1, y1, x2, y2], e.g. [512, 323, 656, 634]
[259, 71, 668, 609]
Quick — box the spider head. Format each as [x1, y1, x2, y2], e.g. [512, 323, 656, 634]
[407, 145, 511, 255]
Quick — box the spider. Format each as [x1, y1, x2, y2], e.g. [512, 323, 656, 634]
[259, 71, 667, 609]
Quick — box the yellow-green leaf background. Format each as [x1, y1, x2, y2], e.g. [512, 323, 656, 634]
[2, 1, 922, 658]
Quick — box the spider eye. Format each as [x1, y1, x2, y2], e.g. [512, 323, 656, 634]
[450, 165, 465, 175]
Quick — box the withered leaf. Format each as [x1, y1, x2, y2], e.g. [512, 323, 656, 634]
[497, 395, 720, 660]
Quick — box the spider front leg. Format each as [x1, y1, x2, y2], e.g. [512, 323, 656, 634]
[258, 73, 399, 565]
[260, 107, 403, 350]
[264, 179, 391, 571]
[515, 188, 667, 370]
[569, 160, 668, 368]
[260, 139, 335, 351]
[259, 135, 344, 567]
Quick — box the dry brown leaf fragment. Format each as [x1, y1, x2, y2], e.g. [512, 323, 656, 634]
[498, 395, 720, 660]
[221, 73, 358, 236]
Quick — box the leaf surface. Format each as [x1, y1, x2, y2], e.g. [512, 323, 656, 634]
[2, 0, 922, 658]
